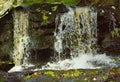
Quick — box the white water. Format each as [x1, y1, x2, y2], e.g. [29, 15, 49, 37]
[42, 6, 117, 70]
[42, 54, 116, 70]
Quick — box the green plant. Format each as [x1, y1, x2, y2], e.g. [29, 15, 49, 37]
[61, 0, 80, 5]
[22, 0, 80, 6]
[24, 75, 32, 81]
[51, 6, 58, 11]
[44, 71, 55, 77]
[4, 24, 11, 30]
[111, 27, 120, 37]
[41, 10, 49, 25]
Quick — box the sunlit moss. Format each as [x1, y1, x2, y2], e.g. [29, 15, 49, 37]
[22, 0, 80, 6]
[51, 6, 58, 11]
[102, 76, 108, 80]
[44, 71, 56, 77]
[24, 75, 32, 81]
[23, 68, 120, 81]
[41, 10, 49, 25]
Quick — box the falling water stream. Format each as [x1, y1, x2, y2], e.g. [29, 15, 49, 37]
[54, 7, 97, 61]
[8, 9, 33, 72]
[42, 6, 116, 70]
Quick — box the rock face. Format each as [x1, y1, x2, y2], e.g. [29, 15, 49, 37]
[0, 10, 13, 61]
[97, 5, 120, 55]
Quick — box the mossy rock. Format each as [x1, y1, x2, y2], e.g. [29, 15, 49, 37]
[23, 68, 120, 82]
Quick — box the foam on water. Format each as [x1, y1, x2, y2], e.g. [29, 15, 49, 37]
[41, 54, 116, 70]
[8, 64, 34, 73]
[8, 66, 23, 73]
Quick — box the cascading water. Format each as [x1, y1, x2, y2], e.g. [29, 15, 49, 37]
[42, 6, 116, 70]
[8, 6, 117, 72]
[8, 8, 32, 72]
[54, 6, 98, 61]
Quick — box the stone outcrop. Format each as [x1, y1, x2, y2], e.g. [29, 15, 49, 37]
[0, 0, 23, 18]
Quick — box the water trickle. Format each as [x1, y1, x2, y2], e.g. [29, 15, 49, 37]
[8, 9, 33, 72]
[42, 6, 116, 70]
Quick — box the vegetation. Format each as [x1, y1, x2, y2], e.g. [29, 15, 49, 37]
[21, 0, 117, 6]
[111, 27, 120, 37]
[23, 68, 120, 82]
[22, 0, 80, 6]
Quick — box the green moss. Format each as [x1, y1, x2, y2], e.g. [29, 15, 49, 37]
[75, 79, 88, 82]
[60, 0, 80, 5]
[0, 78, 5, 82]
[22, 0, 80, 6]
[35, 8, 41, 12]
[72, 41, 78, 46]
[44, 71, 56, 77]
[102, 76, 108, 81]
[22, 0, 43, 6]
[51, 6, 58, 11]
[24, 74, 32, 81]
[111, 27, 120, 37]
[41, 10, 49, 25]
[3, 24, 11, 31]
[23, 68, 120, 82]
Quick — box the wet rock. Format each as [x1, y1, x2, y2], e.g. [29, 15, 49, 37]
[0, 63, 14, 72]
[106, 73, 120, 82]
[0, 72, 24, 82]
[29, 48, 54, 65]
[0, 10, 13, 63]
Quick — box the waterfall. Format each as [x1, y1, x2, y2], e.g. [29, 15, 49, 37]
[13, 9, 30, 66]
[42, 6, 116, 70]
[8, 6, 117, 72]
[8, 8, 31, 72]
[54, 7, 97, 61]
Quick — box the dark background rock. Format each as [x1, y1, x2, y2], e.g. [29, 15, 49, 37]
[0, 10, 13, 61]
[27, 4, 68, 64]
[97, 5, 120, 55]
